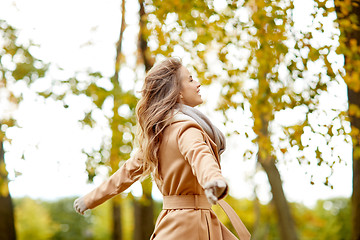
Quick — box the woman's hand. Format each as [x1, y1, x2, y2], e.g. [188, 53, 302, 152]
[204, 179, 228, 205]
[73, 197, 88, 215]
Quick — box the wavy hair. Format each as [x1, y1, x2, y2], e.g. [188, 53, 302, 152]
[135, 57, 183, 181]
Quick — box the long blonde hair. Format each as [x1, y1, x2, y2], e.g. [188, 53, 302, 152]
[135, 57, 183, 181]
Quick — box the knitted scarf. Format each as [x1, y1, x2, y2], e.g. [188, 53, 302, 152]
[175, 103, 226, 155]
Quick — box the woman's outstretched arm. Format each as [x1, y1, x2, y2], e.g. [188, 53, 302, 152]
[74, 151, 143, 214]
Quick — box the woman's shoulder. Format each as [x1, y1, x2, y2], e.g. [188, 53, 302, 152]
[166, 115, 208, 142]
[167, 112, 202, 130]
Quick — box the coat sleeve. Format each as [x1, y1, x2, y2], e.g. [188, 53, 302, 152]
[83, 151, 143, 209]
[177, 123, 227, 192]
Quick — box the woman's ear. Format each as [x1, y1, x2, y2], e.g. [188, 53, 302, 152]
[177, 93, 183, 103]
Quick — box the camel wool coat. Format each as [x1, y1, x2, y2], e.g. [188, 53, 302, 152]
[82, 112, 239, 240]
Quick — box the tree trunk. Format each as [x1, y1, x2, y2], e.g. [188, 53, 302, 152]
[260, 158, 298, 240]
[133, 1, 155, 239]
[250, 189, 263, 240]
[138, 0, 154, 72]
[112, 198, 123, 240]
[348, 88, 360, 240]
[110, 0, 126, 239]
[0, 139, 16, 240]
[134, 179, 154, 240]
[0, 195, 16, 240]
[334, 2, 360, 239]
[256, 111, 298, 240]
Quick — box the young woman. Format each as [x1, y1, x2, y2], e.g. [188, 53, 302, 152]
[74, 58, 250, 240]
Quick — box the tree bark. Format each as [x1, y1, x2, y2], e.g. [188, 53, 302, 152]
[0, 138, 16, 240]
[257, 113, 298, 240]
[260, 158, 298, 240]
[250, 189, 263, 240]
[334, 1, 360, 239]
[348, 88, 360, 240]
[138, 0, 154, 72]
[110, 0, 127, 239]
[134, 179, 154, 240]
[112, 198, 122, 240]
[132, 1, 155, 239]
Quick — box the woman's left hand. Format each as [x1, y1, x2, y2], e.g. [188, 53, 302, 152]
[73, 197, 88, 215]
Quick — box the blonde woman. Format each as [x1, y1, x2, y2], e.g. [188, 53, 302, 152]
[74, 58, 250, 240]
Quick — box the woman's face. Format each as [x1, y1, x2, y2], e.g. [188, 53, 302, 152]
[178, 66, 203, 107]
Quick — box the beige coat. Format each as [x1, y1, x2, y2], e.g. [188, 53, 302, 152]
[82, 113, 239, 240]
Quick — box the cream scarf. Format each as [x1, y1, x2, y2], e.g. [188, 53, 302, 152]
[175, 103, 226, 155]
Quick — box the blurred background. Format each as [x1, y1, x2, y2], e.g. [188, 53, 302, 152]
[0, 0, 358, 239]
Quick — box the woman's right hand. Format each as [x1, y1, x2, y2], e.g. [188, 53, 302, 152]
[73, 197, 88, 215]
[204, 179, 228, 205]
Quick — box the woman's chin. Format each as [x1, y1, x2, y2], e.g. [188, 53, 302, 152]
[195, 99, 203, 106]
